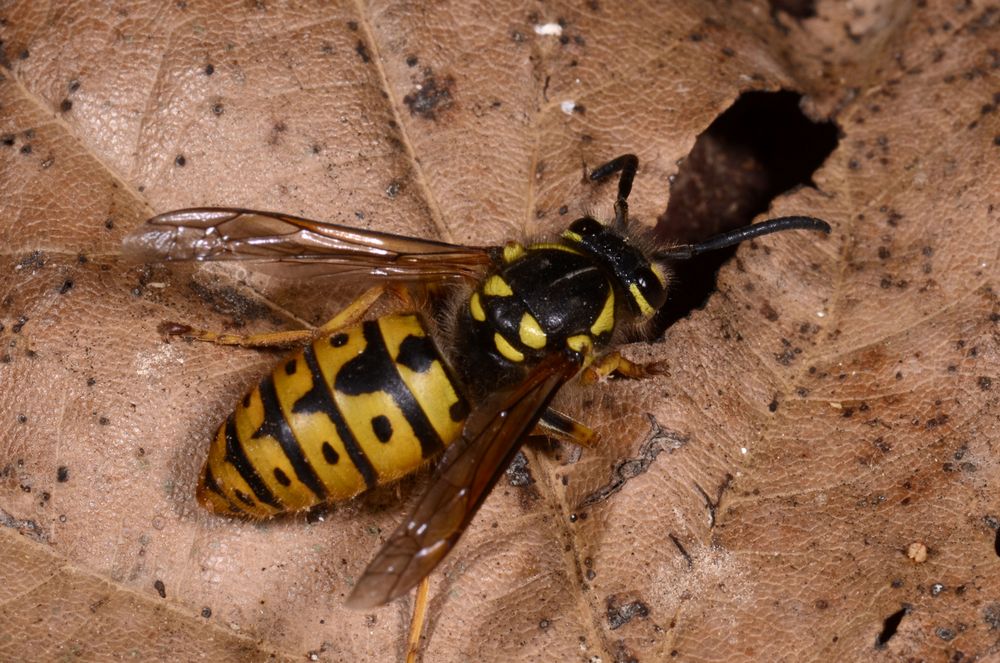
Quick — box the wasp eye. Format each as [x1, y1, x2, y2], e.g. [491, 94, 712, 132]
[568, 217, 603, 237]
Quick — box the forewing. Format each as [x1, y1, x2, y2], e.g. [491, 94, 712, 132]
[122, 208, 495, 282]
[346, 352, 581, 608]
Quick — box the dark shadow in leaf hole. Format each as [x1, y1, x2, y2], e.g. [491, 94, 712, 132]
[770, 0, 817, 20]
[652, 90, 839, 334]
[875, 605, 910, 648]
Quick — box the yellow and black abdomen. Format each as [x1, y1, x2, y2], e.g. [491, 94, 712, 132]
[197, 313, 470, 518]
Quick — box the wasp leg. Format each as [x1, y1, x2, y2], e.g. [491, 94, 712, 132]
[405, 576, 431, 663]
[316, 284, 407, 335]
[535, 408, 598, 448]
[161, 285, 388, 349]
[158, 321, 317, 349]
[580, 351, 668, 385]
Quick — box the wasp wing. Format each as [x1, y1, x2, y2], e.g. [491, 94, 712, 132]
[346, 352, 582, 608]
[122, 208, 495, 282]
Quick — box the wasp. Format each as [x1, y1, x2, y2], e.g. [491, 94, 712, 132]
[124, 154, 829, 649]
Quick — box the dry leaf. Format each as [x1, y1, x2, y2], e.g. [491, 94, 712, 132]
[2, 1, 999, 662]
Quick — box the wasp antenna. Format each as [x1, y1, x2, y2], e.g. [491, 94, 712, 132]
[655, 216, 831, 261]
[591, 154, 639, 233]
[590, 154, 639, 204]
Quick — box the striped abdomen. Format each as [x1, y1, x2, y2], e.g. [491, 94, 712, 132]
[197, 314, 469, 518]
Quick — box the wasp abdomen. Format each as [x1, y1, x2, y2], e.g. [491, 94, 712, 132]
[197, 314, 468, 518]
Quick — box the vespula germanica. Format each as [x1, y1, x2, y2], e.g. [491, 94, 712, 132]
[124, 155, 829, 626]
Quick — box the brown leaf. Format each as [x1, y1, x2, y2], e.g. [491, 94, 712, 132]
[0, 528, 284, 660]
[2, 2, 998, 662]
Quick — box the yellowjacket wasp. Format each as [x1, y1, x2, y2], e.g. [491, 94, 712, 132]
[124, 154, 829, 645]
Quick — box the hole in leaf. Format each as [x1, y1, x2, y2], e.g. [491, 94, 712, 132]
[769, 0, 817, 20]
[653, 90, 839, 331]
[875, 605, 910, 648]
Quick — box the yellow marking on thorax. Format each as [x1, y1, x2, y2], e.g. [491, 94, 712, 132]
[629, 283, 655, 318]
[567, 334, 593, 354]
[561, 230, 583, 243]
[503, 242, 526, 263]
[525, 242, 584, 255]
[590, 289, 615, 336]
[483, 275, 514, 297]
[494, 333, 524, 362]
[469, 292, 486, 321]
[518, 313, 547, 349]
